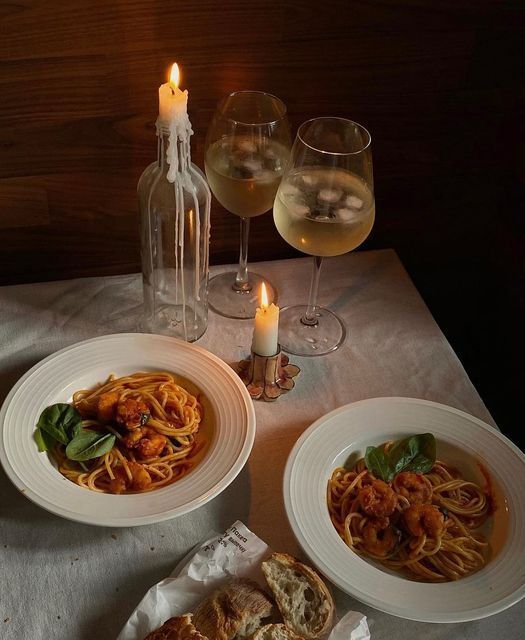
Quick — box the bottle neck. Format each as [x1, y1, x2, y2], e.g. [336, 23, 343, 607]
[156, 123, 192, 180]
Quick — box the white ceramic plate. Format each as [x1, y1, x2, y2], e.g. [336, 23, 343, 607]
[284, 397, 525, 622]
[0, 333, 256, 527]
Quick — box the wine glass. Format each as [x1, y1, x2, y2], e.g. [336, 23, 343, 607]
[273, 117, 374, 356]
[205, 91, 291, 319]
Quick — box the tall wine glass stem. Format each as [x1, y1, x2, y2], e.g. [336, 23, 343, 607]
[301, 255, 323, 326]
[233, 217, 251, 293]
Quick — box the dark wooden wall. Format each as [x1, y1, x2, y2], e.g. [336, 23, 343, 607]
[0, 1, 523, 443]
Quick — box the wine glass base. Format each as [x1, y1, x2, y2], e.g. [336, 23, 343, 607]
[208, 271, 277, 319]
[278, 305, 346, 356]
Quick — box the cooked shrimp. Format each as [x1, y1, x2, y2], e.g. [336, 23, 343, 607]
[135, 428, 168, 459]
[115, 398, 150, 430]
[108, 469, 127, 494]
[358, 479, 398, 517]
[109, 461, 152, 494]
[403, 504, 445, 537]
[362, 517, 399, 557]
[122, 427, 145, 448]
[97, 392, 119, 422]
[393, 472, 432, 505]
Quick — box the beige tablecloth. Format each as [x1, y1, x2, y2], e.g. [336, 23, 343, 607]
[0, 250, 522, 639]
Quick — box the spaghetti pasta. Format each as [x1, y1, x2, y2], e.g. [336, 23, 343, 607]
[50, 372, 205, 494]
[327, 441, 492, 582]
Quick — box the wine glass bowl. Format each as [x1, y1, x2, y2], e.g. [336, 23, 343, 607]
[273, 117, 374, 356]
[205, 91, 291, 319]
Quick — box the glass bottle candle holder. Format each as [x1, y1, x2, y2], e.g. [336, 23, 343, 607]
[138, 121, 211, 342]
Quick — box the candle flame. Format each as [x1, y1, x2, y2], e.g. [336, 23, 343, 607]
[260, 282, 269, 309]
[169, 63, 180, 88]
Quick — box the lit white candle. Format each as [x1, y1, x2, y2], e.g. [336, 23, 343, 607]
[157, 63, 193, 182]
[252, 283, 280, 356]
[158, 62, 187, 126]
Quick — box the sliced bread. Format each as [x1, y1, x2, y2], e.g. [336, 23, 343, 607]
[261, 553, 334, 639]
[193, 577, 274, 640]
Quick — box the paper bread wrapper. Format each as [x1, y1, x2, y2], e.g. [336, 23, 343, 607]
[117, 521, 370, 640]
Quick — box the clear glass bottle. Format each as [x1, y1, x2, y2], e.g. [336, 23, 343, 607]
[138, 122, 211, 342]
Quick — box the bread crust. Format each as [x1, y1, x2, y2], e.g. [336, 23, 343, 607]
[193, 578, 274, 640]
[261, 553, 335, 639]
[252, 623, 305, 640]
[144, 614, 208, 640]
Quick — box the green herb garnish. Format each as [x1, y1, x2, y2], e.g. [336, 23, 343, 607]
[37, 403, 82, 446]
[65, 429, 116, 461]
[364, 433, 436, 482]
[35, 403, 115, 462]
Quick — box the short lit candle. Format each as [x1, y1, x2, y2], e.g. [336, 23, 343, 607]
[252, 283, 280, 356]
[157, 62, 193, 182]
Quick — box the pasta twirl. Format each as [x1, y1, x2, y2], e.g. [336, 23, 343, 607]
[327, 441, 492, 582]
[52, 372, 205, 494]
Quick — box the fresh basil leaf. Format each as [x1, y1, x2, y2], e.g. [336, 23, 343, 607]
[140, 412, 150, 426]
[37, 403, 82, 445]
[34, 428, 47, 452]
[66, 430, 116, 461]
[388, 436, 420, 475]
[37, 420, 68, 445]
[34, 428, 55, 452]
[405, 454, 435, 474]
[389, 433, 436, 476]
[364, 446, 394, 483]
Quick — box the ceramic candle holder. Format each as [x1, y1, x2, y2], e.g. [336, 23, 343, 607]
[237, 346, 300, 402]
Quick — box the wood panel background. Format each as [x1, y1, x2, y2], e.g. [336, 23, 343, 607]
[0, 0, 523, 443]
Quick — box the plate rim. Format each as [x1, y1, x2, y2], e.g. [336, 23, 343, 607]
[283, 396, 525, 623]
[0, 333, 256, 527]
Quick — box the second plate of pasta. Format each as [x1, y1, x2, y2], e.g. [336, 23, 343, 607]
[283, 397, 525, 622]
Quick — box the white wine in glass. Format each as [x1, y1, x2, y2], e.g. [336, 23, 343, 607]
[273, 167, 375, 257]
[205, 92, 291, 319]
[206, 136, 289, 218]
[273, 117, 374, 356]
